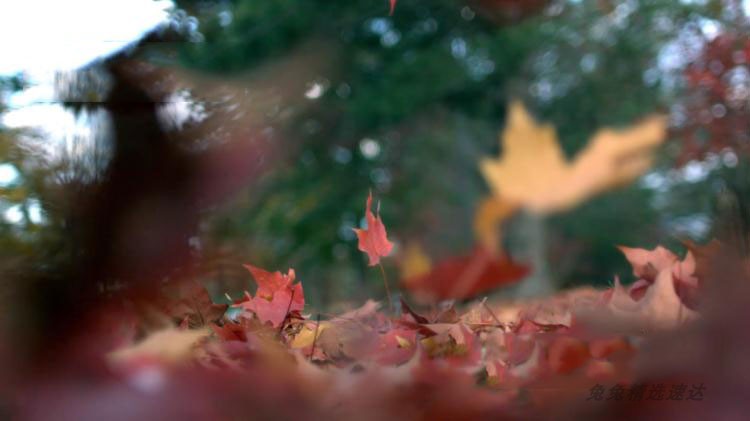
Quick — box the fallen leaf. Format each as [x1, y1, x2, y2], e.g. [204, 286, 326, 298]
[421, 324, 482, 370]
[599, 270, 699, 332]
[376, 328, 417, 365]
[402, 245, 529, 301]
[547, 337, 589, 374]
[588, 337, 632, 359]
[318, 319, 378, 362]
[159, 281, 228, 328]
[210, 322, 248, 342]
[109, 328, 210, 366]
[618, 244, 703, 309]
[290, 321, 329, 350]
[683, 239, 734, 281]
[618, 245, 678, 282]
[239, 264, 304, 328]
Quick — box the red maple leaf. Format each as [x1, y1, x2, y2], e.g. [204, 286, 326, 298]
[402, 245, 529, 301]
[239, 264, 304, 327]
[353, 192, 394, 266]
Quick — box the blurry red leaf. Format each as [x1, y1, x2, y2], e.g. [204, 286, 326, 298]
[353, 192, 394, 266]
[375, 328, 417, 365]
[402, 245, 529, 301]
[504, 332, 536, 366]
[210, 322, 247, 342]
[422, 324, 482, 369]
[583, 359, 617, 381]
[675, 32, 750, 163]
[547, 337, 589, 375]
[683, 239, 730, 282]
[589, 337, 632, 359]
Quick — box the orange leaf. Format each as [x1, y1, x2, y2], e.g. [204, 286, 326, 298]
[547, 337, 589, 374]
[473, 197, 518, 254]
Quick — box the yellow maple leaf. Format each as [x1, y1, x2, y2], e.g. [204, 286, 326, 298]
[480, 101, 666, 213]
[399, 243, 432, 280]
[290, 321, 329, 349]
[473, 197, 518, 254]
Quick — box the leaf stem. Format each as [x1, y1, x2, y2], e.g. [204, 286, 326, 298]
[278, 288, 296, 337]
[309, 314, 321, 362]
[480, 297, 503, 328]
[378, 262, 393, 312]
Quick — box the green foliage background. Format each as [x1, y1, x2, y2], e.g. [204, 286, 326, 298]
[3, 0, 748, 307]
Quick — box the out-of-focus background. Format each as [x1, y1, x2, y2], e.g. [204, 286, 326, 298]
[2, 0, 750, 309]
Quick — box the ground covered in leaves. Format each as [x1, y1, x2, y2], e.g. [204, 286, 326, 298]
[13, 240, 746, 420]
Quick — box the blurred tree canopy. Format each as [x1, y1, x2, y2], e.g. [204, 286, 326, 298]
[3, 0, 750, 309]
[161, 0, 727, 305]
[0, 76, 55, 265]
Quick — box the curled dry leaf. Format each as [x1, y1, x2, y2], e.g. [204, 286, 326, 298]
[318, 319, 378, 362]
[594, 270, 699, 332]
[618, 245, 678, 281]
[617, 244, 702, 309]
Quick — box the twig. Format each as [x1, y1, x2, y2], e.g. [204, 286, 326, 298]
[309, 314, 321, 362]
[378, 262, 393, 312]
[481, 297, 503, 327]
[278, 288, 296, 337]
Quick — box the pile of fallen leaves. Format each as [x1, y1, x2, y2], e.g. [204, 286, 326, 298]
[15, 238, 739, 420]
